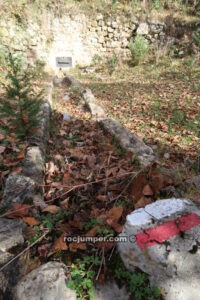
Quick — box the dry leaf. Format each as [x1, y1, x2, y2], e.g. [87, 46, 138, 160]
[111, 222, 123, 233]
[96, 195, 108, 202]
[130, 172, 148, 201]
[142, 184, 154, 196]
[98, 274, 105, 285]
[0, 146, 6, 154]
[52, 234, 68, 252]
[17, 150, 25, 160]
[60, 198, 69, 209]
[69, 242, 87, 252]
[135, 196, 153, 209]
[7, 203, 30, 218]
[86, 225, 100, 237]
[107, 206, 123, 224]
[23, 217, 40, 227]
[42, 205, 61, 214]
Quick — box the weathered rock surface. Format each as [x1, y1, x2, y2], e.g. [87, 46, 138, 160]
[0, 218, 26, 299]
[82, 88, 105, 119]
[22, 146, 45, 183]
[0, 174, 36, 210]
[137, 22, 149, 35]
[0, 218, 25, 252]
[100, 118, 155, 166]
[94, 281, 129, 300]
[14, 262, 76, 300]
[62, 76, 83, 91]
[118, 198, 200, 300]
[63, 113, 71, 121]
[63, 93, 70, 101]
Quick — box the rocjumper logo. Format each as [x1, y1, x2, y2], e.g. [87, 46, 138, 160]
[64, 235, 129, 243]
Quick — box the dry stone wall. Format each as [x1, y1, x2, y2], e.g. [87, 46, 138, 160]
[0, 13, 166, 71]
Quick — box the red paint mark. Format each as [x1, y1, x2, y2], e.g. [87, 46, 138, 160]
[136, 213, 200, 249]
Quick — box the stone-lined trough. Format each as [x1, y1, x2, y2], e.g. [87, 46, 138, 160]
[62, 75, 155, 167]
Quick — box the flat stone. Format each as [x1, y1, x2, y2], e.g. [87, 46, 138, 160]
[63, 93, 70, 101]
[0, 174, 36, 210]
[118, 198, 200, 300]
[99, 118, 155, 166]
[0, 218, 25, 252]
[94, 281, 129, 300]
[22, 146, 45, 183]
[82, 89, 105, 119]
[0, 218, 26, 299]
[14, 262, 76, 300]
[137, 23, 149, 35]
[63, 113, 71, 121]
[96, 14, 103, 21]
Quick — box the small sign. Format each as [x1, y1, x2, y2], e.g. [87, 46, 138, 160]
[56, 57, 72, 68]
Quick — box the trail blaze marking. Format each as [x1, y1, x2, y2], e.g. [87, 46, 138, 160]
[136, 213, 200, 249]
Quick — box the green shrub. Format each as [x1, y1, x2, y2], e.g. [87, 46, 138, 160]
[0, 47, 44, 139]
[107, 54, 118, 74]
[67, 256, 100, 300]
[111, 253, 161, 300]
[152, 0, 161, 9]
[193, 28, 200, 48]
[129, 36, 149, 66]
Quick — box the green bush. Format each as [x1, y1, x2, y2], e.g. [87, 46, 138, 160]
[152, 0, 161, 9]
[193, 28, 200, 48]
[0, 47, 44, 139]
[129, 36, 149, 66]
[107, 54, 118, 74]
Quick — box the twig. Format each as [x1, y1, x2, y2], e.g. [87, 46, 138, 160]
[113, 169, 144, 205]
[96, 248, 105, 281]
[0, 230, 49, 272]
[108, 245, 116, 261]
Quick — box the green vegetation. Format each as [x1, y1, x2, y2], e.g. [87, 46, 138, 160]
[0, 47, 44, 140]
[193, 28, 200, 48]
[129, 36, 149, 65]
[107, 54, 118, 74]
[111, 254, 161, 300]
[67, 253, 161, 300]
[0, 0, 199, 25]
[67, 256, 100, 300]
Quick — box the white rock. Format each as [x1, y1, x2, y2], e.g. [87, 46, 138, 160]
[0, 218, 25, 252]
[63, 113, 71, 121]
[164, 152, 170, 159]
[14, 262, 76, 300]
[96, 14, 103, 21]
[63, 93, 70, 101]
[137, 23, 149, 35]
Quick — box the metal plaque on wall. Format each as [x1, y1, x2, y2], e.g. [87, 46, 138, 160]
[56, 57, 72, 68]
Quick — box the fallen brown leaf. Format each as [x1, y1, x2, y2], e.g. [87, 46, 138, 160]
[69, 242, 87, 252]
[0, 146, 6, 154]
[60, 198, 69, 209]
[23, 217, 40, 227]
[6, 203, 31, 218]
[142, 184, 154, 196]
[42, 205, 61, 214]
[52, 234, 68, 252]
[135, 196, 153, 209]
[107, 206, 123, 225]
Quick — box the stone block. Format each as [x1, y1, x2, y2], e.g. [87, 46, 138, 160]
[118, 198, 200, 300]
